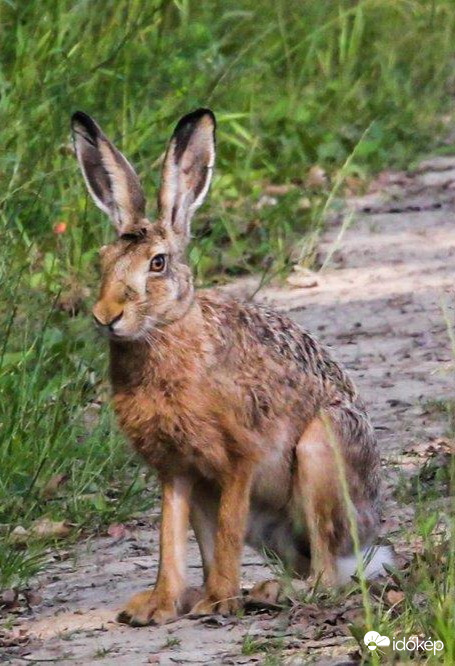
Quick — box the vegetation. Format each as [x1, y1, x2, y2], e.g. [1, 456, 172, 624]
[1, 0, 454, 620]
[252, 428, 454, 664]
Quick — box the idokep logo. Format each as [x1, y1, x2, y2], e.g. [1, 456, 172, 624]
[393, 636, 444, 656]
[364, 631, 390, 651]
[364, 631, 444, 656]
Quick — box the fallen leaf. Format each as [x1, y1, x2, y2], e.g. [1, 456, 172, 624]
[297, 196, 312, 210]
[1, 589, 18, 608]
[11, 520, 71, 544]
[107, 523, 127, 540]
[264, 183, 296, 196]
[24, 590, 43, 607]
[341, 607, 363, 624]
[0, 627, 29, 648]
[286, 267, 319, 289]
[41, 474, 68, 499]
[254, 194, 278, 210]
[385, 589, 405, 607]
[31, 518, 71, 539]
[305, 165, 327, 189]
[10, 526, 29, 544]
[407, 438, 454, 459]
[368, 169, 412, 191]
[344, 175, 365, 195]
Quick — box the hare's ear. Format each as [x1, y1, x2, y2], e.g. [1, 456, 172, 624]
[71, 111, 146, 235]
[158, 108, 215, 245]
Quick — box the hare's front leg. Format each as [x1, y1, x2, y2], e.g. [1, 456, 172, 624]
[191, 462, 253, 616]
[118, 476, 192, 626]
[190, 481, 219, 581]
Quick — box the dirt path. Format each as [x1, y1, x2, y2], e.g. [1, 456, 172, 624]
[3, 157, 455, 665]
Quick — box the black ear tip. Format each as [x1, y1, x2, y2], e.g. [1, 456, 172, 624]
[194, 107, 216, 124]
[174, 108, 216, 134]
[71, 111, 99, 139]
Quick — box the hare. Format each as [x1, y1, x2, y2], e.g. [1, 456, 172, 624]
[71, 108, 391, 626]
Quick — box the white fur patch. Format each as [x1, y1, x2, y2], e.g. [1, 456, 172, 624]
[337, 545, 394, 584]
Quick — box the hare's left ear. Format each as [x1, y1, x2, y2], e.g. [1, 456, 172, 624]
[158, 108, 215, 245]
[71, 111, 146, 235]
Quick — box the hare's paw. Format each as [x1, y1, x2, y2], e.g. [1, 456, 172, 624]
[190, 593, 241, 617]
[117, 589, 177, 626]
[247, 579, 283, 605]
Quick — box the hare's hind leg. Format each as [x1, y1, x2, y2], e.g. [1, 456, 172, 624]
[294, 416, 341, 585]
[293, 411, 379, 586]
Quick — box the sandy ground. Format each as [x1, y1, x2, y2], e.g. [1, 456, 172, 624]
[2, 156, 455, 665]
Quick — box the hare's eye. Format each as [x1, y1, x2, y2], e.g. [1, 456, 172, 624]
[149, 253, 166, 273]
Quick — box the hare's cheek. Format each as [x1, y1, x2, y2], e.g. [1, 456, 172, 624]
[119, 310, 144, 338]
[155, 280, 177, 309]
[124, 285, 140, 302]
[176, 274, 193, 303]
[170, 278, 182, 302]
[128, 270, 148, 298]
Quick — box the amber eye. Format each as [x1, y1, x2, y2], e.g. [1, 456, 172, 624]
[149, 253, 166, 273]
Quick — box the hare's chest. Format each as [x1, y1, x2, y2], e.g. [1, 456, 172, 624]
[112, 389, 187, 457]
[112, 387, 228, 476]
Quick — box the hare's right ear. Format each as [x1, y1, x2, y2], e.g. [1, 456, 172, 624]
[158, 108, 215, 245]
[71, 111, 146, 235]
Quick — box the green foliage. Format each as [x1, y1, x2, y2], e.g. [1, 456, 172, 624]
[1, 0, 455, 587]
[0, 232, 154, 588]
[1, 0, 455, 280]
[362, 493, 455, 664]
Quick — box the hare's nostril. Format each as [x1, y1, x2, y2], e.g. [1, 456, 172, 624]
[92, 313, 104, 327]
[108, 310, 124, 330]
[93, 310, 124, 329]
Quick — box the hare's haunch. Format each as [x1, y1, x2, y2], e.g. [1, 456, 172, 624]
[71, 108, 391, 626]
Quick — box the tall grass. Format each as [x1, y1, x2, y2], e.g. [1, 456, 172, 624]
[1, 0, 455, 280]
[1, 0, 455, 588]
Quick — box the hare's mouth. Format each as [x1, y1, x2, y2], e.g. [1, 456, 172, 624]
[108, 331, 127, 340]
[97, 314, 156, 342]
[108, 326, 145, 340]
[109, 325, 154, 342]
[93, 323, 129, 341]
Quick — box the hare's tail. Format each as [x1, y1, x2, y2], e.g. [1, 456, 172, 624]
[337, 545, 394, 584]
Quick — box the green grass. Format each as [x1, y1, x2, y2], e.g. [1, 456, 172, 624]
[1, 0, 455, 591]
[244, 455, 454, 664]
[359, 481, 454, 664]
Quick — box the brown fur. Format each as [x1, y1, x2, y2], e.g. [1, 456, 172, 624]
[71, 108, 384, 626]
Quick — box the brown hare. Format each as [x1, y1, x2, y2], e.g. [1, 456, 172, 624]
[71, 108, 391, 626]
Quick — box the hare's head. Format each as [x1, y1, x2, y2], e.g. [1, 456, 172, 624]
[71, 109, 215, 340]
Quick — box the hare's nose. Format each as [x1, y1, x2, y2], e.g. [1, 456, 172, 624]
[107, 310, 124, 330]
[93, 310, 124, 330]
